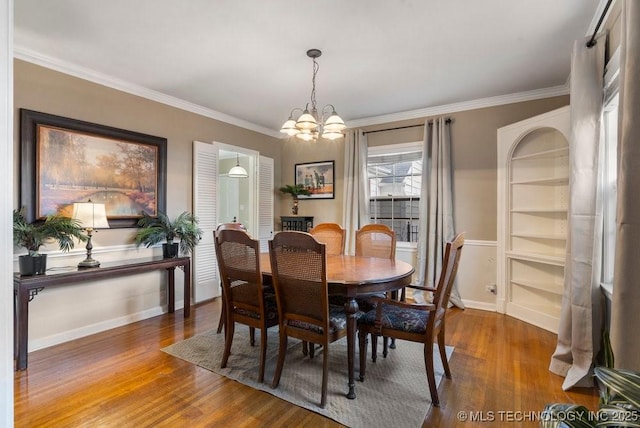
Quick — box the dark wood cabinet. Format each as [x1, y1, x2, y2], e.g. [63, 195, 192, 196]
[280, 216, 314, 232]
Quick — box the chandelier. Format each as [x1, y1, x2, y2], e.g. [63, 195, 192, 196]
[280, 49, 346, 141]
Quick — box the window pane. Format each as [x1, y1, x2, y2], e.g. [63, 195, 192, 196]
[368, 145, 422, 243]
[602, 95, 618, 285]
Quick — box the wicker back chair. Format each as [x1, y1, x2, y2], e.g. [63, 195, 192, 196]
[355, 224, 396, 259]
[357, 233, 465, 406]
[355, 223, 398, 354]
[309, 223, 346, 256]
[215, 222, 249, 334]
[268, 231, 347, 408]
[214, 228, 278, 383]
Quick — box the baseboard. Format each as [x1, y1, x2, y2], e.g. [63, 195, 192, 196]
[29, 300, 185, 352]
[461, 299, 496, 312]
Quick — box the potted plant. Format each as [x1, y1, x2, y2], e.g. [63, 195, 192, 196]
[279, 184, 311, 215]
[541, 333, 640, 427]
[13, 208, 88, 276]
[135, 211, 203, 258]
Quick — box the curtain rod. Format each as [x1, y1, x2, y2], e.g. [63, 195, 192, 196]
[587, 0, 613, 48]
[362, 117, 452, 135]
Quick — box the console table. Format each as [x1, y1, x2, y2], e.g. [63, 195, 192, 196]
[13, 256, 191, 371]
[281, 216, 314, 232]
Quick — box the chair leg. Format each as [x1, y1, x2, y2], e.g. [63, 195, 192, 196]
[438, 328, 451, 378]
[371, 334, 378, 362]
[383, 337, 388, 358]
[302, 341, 309, 356]
[258, 327, 268, 383]
[216, 294, 225, 334]
[250, 327, 256, 346]
[216, 293, 226, 334]
[309, 343, 315, 359]
[221, 317, 235, 368]
[424, 341, 439, 407]
[271, 331, 288, 389]
[321, 342, 329, 408]
[358, 329, 368, 381]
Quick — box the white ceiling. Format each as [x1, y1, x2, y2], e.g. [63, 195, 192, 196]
[14, 0, 602, 137]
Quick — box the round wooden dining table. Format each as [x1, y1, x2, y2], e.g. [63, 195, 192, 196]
[259, 253, 415, 399]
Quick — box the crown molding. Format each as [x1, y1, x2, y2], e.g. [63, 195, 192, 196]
[14, 45, 282, 138]
[345, 84, 570, 128]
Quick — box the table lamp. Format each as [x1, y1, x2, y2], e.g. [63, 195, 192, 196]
[72, 200, 110, 268]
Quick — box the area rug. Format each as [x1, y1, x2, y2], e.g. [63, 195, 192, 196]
[162, 325, 453, 428]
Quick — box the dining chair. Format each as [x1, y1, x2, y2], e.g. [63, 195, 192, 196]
[357, 232, 464, 407]
[268, 231, 348, 408]
[215, 222, 248, 335]
[309, 222, 346, 256]
[355, 223, 396, 260]
[214, 228, 278, 383]
[355, 223, 397, 355]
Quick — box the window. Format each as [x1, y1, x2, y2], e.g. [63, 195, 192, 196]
[367, 142, 422, 243]
[602, 93, 618, 288]
[601, 47, 619, 296]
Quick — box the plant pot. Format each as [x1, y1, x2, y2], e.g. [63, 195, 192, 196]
[292, 199, 299, 215]
[19, 254, 47, 276]
[162, 243, 179, 258]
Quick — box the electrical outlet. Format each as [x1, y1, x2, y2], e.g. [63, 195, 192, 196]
[486, 284, 497, 294]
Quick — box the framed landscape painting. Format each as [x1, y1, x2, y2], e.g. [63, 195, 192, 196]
[20, 109, 167, 228]
[295, 160, 335, 199]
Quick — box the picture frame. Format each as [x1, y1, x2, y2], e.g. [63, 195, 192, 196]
[295, 160, 335, 199]
[20, 109, 167, 228]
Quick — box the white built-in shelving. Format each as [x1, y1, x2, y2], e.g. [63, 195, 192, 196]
[497, 106, 570, 333]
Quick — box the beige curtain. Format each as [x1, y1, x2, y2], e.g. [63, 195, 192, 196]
[414, 118, 463, 308]
[611, 0, 640, 372]
[549, 34, 605, 389]
[342, 129, 369, 255]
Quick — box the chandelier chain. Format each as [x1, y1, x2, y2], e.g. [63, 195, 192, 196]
[310, 57, 318, 113]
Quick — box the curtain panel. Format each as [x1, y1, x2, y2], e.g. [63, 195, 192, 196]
[549, 34, 605, 389]
[414, 118, 463, 308]
[611, 0, 640, 372]
[342, 129, 369, 255]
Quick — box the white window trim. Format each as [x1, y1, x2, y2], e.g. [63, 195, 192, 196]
[600, 46, 620, 300]
[368, 141, 423, 156]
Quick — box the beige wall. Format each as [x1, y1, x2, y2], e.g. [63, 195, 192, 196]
[13, 59, 283, 350]
[281, 96, 569, 241]
[14, 59, 283, 243]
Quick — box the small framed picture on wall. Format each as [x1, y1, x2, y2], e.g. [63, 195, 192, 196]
[295, 160, 335, 199]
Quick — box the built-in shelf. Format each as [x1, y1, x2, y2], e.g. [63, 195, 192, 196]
[507, 250, 565, 267]
[498, 106, 570, 333]
[511, 232, 566, 241]
[511, 208, 568, 213]
[510, 279, 563, 296]
[511, 147, 569, 161]
[510, 176, 569, 185]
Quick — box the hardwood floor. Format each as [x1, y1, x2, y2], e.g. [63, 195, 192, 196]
[14, 301, 599, 427]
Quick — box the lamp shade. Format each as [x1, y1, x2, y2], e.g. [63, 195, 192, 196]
[323, 112, 346, 132]
[280, 118, 300, 136]
[72, 201, 109, 229]
[295, 111, 319, 130]
[228, 153, 249, 178]
[228, 165, 249, 178]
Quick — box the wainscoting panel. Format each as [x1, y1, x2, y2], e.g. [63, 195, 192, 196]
[457, 240, 497, 311]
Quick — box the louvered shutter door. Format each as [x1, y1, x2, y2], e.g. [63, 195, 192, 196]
[192, 141, 219, 302]
[258, 156, 274, 252]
